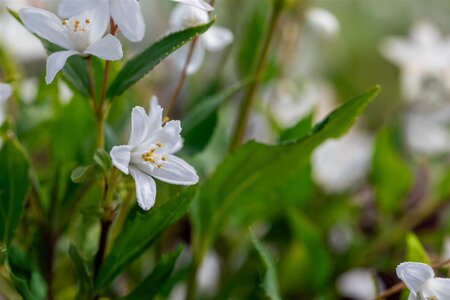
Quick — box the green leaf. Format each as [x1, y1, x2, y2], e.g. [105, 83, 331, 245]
[7, 8, 90, 96]
[279, 114, 313, 143]
[406, 233, 430, 264]
[371, 128, 412, 212]
[71, 165, 99, 183]
[192, 86, 380, 253]
[183, 78, 253, 152]
[69, 245, 93, 300]
[107, 20, 215, 98]
[0, 137, 30, 248]
[95, 187, 196, 289]
[121, 245, 184, 300]
[7, 247, 47, 300]
[93, 148, 112, 172]
[250, 232, 282, 300]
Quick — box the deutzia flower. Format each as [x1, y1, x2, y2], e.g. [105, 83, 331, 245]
[396, 262, 450, 300]
[58, 0, 213, 43]
[0, 83, 12, 126]
[19, 6, 123, 84]
[380, 22, 450, 104]
[170, 4, 233, 75]
[110, 97, 199, 211]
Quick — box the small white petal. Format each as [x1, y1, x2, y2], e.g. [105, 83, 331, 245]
[19, 7, 74, 50]
[427, 278, 450, 298]
[202, 26, 234, 52]
[396, 262, 435, 294]
[129, 107, 150, 146]
[151, 155, 199, 185]
[170, 4, 209, 30]
[109, 0, 145, 42]
[46, 50, 79, 84]
[130, 168, 157, 211]
[0, 83, 12, 103]
[147, 96, 164, 135]
[110, 145, 133, 175]
[84, 34, 123, 61]
[172, 0, 214, 11]
[380, 38, 415, 66]
[87, 1, 110, 42]
[58, 0, 101, 18]
[146, 121, 183, 154]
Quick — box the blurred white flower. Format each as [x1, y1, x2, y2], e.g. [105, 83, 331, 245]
[404, 109, 450, 157]
[305, 8, 340, 39]
[0, 83, 12, 126]
[173, 0, 213, 11]
[170, 4, 233, 75]
[312, 129, 373, 193]
[396, 262, 450, 300]
[110, 97, 198, 211]
[197, 250, 221, 296]
[380, 22, 450, 104]
[19, 6, 123, 84]
[327, 222, 354, 253]
[336, 268, 378, 300]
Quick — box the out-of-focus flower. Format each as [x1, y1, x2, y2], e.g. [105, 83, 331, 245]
[110, 97, 198, 211]
[336, 268, 379, 300]
[312, 129, 373, 193]
[0, 83, 12, 125]
[380, 22, 450, 104]
[397, 262, 450, 300]
[19, 6, 123, 84]
[197, 250, 221, 296]
[327, 222, 354, 253]
[169, 4, 233, 75]
[173, 0, 213, 11]
[404, 109, 450, 157]
[305, 7, 340, 39]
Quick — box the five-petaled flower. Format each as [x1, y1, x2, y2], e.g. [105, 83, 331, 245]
[110, 97, 199, 211]
[58, 0, 213, 43]
[396, 262, 450, 300]
[170, 3, 233, 75]
[19, 6, 123, 84]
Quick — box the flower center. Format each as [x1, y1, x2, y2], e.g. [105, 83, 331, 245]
[62, 18, 91, 51]
[141, 142, 167, 169]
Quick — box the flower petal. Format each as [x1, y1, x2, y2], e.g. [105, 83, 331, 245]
[172, 0, 214, 11]
[148, 121, 183, 154]
[147, 96, 164, 135]
[46, 50, 79, 84]
[110, 145, 133, 175]
[19, 7, 74, 49]
[128, 106, 150, 146]
[58, 0, 101, 18]
[0, 83, 12, 103]
[407, 293, 417, 300]
[150, 155, 199, 185]
[427, 278, 450, 298]
[109, 0, 145, 42]
[202, 26, 234, 52]
[130, 168, 157, 211]
[396, 262, 434, 294]
[84, 34, 123, 61]
[86, 0, 110, 42]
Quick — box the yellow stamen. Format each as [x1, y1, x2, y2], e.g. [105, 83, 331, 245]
[163, 116, 169, 123]
[162, 156, 167, 161]
[156, 142, 162, 148]
[85, 18, 90, 24]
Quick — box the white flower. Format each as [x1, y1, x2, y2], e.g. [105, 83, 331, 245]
[396, 262, 450, 300]
[305, 8, 340, 39]
[57, 0, 212, 43]
[170, 4, 233, 75]
[19, 6, 123, 84]
[380, 22, 450, 104]
[336, 268, 380, 300]
[110, 97, 199, 211]
[0, 83, 12, 126]
[312, 129, 373, 193]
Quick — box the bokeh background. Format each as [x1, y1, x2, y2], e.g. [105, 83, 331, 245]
[1, 0, 450, 299]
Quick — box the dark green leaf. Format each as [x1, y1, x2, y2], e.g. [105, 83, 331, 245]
[371, 128, 412, 212]
[107, 19, 215, 98]
[0, 137, 30, 248]
[250, 232, 281, 300]
[69, 245, 93, 300]
[183, 79, 253, 152]
[279, 114, 313, 143]
[121, 245, 184, 300]
[192, 87, 380, 252]
[7, 247, 47, 300]
[95, 187, 196, 289]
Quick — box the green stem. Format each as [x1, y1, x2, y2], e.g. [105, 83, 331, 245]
[229, 4, 282, 150]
